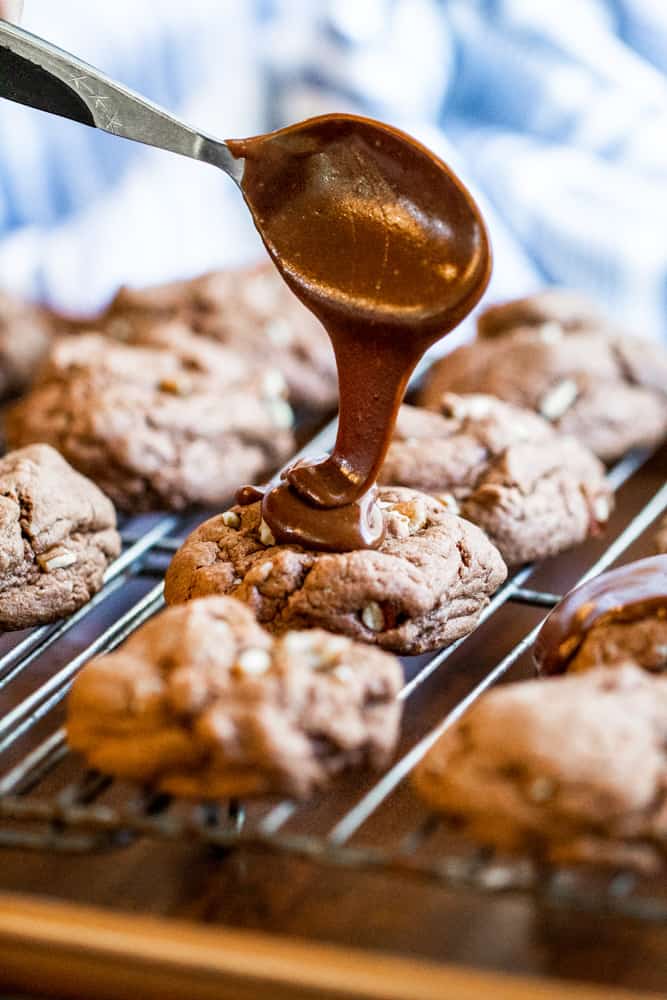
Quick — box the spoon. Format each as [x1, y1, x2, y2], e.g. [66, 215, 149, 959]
[0, 20, 491, 551]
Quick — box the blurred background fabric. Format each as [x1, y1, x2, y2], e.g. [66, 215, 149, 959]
[0, 0, 666, 341]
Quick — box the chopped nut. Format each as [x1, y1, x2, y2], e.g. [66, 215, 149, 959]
[159, 376, 192, 396]
[593, 496, 610, 523]
[259, 520, 276, 546]
[38, 547, 77, 572]
[282, 631, 348, 669]
[332, 664, 355, 684]
[539, 379, 578, 420]
[435, 492, 461, 515]
[236, 648, 271, 676]
[439, 394, 465, 419]
[440, 394, 491, 421]
[538, 321, 563, 344]
[392, 497, 427, 532]
[513, 421, 536, 441]
[282, 632, 318, 656]
[232, 576, 242, 587]
[528, 776, 556, 803]
[361, 601, 384, 632]
[465, 395, 494, 419]
[262, 369, 287, 399]
[267, 398, 294, 429]
[222, 510, 241, 529]
[264, 318, 293, 346]
[390, 513, 411, 539]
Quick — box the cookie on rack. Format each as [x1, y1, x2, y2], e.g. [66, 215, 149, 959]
[0, 444, 120, 630]
[0, 290, 53, 401]
[164, 486, 507, 656]
[5, 327, 295, 513]
[67, 595, 402, 798]
[413, 665, 667, 870]
[476, 288, 606, 338]
[75, 261, 338, 413]
[534, 555, 667, 676]
[379, 396, 612, 566]
[418, 289, 667, 463]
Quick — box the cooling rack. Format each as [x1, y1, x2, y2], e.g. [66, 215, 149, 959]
[0, 413, 664, 937]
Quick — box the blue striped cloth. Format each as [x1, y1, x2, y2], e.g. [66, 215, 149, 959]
[0, 0, 665, 343]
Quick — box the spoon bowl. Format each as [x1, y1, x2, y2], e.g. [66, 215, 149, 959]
[229, 114, 490, 342]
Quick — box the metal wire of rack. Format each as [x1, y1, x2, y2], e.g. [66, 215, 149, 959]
[0, 415, 664, 926]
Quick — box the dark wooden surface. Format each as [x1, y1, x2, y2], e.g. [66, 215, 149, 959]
[0, 444, 664, 997]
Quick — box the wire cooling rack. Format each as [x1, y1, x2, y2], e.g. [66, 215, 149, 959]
[0, 414, 665, 925]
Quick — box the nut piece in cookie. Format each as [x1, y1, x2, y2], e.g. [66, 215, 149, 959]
[534, 555, 667, 676]
[418, 289, 667, 463]
[0, 290, 53, 401]
[77, 262, 338, 413]
[413, 666, 667, 870]
[0, 444, 120, 630]
[6, 330, 296, 513]
[164, 486, 507, 656]
[67, 596, 402, 799]
[380, 398, 612, 566]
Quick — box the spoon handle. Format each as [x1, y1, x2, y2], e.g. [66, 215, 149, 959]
[0, 20, 242, 182]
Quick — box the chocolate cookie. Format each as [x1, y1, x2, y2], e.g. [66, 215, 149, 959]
[419, 290, 667, 462]
[6, 329, 296, 513]
[656, 515, 667, 555]
[164, 487, 507, 655]
[0, 290, 52, 401]
[477, 289, 606, 338]
[86, 262, 337, 413]
[0, 444, 120, 630]
[379, 397, 612, 565]
[67, 595, 402, 798]
[534, 556, 667, 676]
[413, 666, 667, 870]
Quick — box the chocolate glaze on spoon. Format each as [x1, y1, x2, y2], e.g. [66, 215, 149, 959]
[228, 114, 490, 550]
[534, 555, 667, 675]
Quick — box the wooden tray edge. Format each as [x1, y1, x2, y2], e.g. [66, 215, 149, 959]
[0, 891, 655, 1000]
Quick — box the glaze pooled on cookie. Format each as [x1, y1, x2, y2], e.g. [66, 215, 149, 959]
[534, 556, 667, 675]
[164, 486, 507, 655]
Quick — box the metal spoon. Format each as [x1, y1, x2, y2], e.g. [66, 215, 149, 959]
[0, 19, 244, 183]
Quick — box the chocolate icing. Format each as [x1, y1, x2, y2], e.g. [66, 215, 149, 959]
[235, 485, 264, 506]
[534, 555, 667, 675]
[228, 114, 490, 551]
